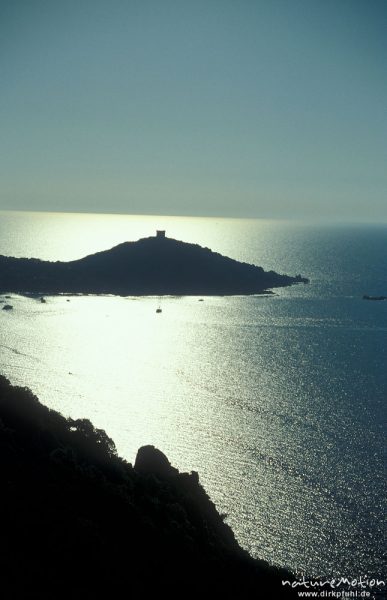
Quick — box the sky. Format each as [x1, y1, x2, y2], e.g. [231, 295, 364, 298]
[0, 0, 386, 220]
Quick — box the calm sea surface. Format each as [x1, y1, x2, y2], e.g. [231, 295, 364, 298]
[0, 211, 386, 583]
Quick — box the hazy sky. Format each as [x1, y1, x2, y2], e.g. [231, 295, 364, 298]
[1, 0, 386, 220]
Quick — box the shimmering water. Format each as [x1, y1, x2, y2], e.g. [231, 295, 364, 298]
[0, 211, 386, 582]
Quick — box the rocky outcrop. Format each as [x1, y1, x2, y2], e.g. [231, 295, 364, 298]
[135, 445, 179, 478]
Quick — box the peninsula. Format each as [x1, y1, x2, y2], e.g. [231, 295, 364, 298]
[0, 231, 308, 296]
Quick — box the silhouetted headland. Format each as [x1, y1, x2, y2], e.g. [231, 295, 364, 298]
[0, 374, 298, 598]
[0, 230, 308, 295]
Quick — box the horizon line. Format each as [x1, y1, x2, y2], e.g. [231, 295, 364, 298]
[1, 208, 387, 226]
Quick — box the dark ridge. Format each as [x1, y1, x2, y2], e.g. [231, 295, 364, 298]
[0, 232, 308, 295]
[0, 375, 298, 599]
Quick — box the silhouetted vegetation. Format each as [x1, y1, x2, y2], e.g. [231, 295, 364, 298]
[0, 234, 308, 295]
[0, 375, 297, 598]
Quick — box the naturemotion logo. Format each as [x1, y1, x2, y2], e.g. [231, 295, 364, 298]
[282, 575, 385, 598]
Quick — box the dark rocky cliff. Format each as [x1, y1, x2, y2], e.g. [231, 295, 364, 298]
[0, 234, 308, 295]
[0, 375, 297, 598]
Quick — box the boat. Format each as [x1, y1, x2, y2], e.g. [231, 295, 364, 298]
[363, 295, 387, 301]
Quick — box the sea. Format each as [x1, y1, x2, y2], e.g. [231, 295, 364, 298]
[0, 211, 386, 590]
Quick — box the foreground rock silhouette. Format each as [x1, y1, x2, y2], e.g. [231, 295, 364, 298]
[0, 232, 308, 295]
[0, 375, 298, 599]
